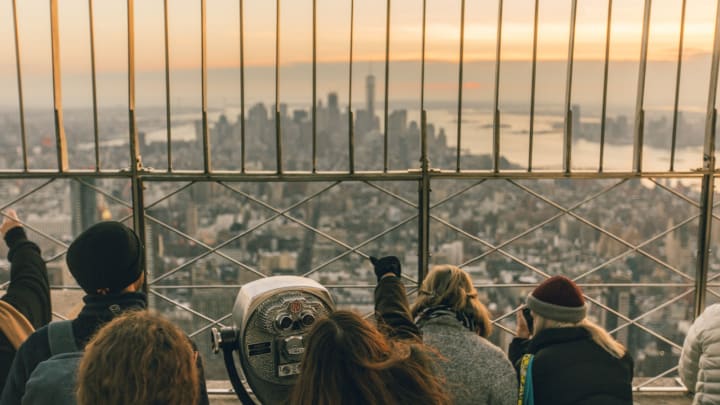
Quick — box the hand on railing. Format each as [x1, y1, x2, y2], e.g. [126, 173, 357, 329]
[0, 209, 22, 238]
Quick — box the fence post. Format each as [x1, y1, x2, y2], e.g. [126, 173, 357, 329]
[694, 1, 720, 318]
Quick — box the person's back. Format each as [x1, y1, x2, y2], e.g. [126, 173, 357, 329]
[412, 265, 516, 405]
[680, 303, 720, 404]
[520, 325, 633, 405]
[76, 310, 199, 405]
[0, 210, 50, 390]
[509, 276, 633, 405]
[420, 316, 517, 404]
[0, 221, 208, 405]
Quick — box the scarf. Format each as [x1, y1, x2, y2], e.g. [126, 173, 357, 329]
[0, 300, 34, 350]
[415, 304, 480, 334]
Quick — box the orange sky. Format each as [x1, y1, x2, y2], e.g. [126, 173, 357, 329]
[0, 0, 716, 74]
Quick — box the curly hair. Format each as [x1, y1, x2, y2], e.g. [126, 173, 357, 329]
[288, 310, 450, 405]
[412, 264, 493, 337]
[76, 310, 199, 405]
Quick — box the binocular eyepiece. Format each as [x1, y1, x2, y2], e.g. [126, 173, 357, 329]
[211, 276, 335, 405]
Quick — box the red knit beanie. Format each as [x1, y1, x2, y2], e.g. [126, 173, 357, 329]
[526, 276, 586, 323]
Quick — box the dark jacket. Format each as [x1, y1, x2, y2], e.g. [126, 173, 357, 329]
[0, 292, 210, 405]
[0, 227, 50, 390]
[509, 326, 634, 405]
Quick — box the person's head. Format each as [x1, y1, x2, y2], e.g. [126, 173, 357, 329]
[412, 264, 493, 337]
[76, 310, 199, 405]
[66, 221, 144, 295]
[527, 275, 625, 358]
[289, 310, 449, 405]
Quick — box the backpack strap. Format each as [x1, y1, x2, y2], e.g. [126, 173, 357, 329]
[518, 354, 535, 405]
[47, 320, 79, 356]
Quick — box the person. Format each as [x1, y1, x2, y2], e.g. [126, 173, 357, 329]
[411, 264, 517, 405]
[288, 256, 450, 405]
[0, 221, 209, 405]
[509, 275, 633, 405]
[0, 209, 51, 389]
[679, 303, 720, 404]
[76, 310, 199, 405]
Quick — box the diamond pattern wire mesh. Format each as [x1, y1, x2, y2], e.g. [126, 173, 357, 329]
[429, 177, 701, 387]
[0, 171, 709, 388]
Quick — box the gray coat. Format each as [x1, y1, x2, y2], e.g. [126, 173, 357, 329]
[419, 311, 518, 405]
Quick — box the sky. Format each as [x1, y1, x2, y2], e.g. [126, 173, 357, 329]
[0, 0, 717, 108]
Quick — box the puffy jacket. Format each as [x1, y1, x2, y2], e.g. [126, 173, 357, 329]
[680, 304, 720, 404]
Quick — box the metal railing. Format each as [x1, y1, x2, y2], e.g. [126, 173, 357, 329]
[1, 0, 719, 391]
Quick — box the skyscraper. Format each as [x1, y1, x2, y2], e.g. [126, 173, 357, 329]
[366, 74, 375, 119]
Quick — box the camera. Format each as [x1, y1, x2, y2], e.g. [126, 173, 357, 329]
[522, 306, 534, 334]
[211, 276, 335, 404]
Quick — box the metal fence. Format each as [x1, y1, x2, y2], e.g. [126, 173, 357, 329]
[2, 0, 720, 391]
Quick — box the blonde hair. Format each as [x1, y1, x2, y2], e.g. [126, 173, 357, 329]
[76, 310, 199, 405]
[532, 313, 626, 359]
[411, 265, 493, 337]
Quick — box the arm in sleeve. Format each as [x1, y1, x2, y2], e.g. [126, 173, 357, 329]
[679, 312, 705, 393]
[1, 227, 51, 329]
[374, 276, 421, 341]
[508, 337, 530, 373]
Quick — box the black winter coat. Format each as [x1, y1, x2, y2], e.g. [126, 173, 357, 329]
[509, 327, 634, 405]
[0, 227, 50, 390]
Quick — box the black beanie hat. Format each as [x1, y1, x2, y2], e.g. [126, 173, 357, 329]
[526, 275, 586, 323]
[66, 221, 143, 294]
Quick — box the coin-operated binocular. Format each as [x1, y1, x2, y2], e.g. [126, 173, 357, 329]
[211, 276, 335, 404]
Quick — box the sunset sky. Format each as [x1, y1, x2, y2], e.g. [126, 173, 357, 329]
[0, 0, 716, 74]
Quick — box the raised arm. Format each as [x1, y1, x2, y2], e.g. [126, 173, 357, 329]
[372, 256, 421, 341]
[1, 209, 51, 329]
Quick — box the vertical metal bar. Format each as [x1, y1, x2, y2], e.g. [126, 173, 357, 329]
[201, 0, 211, 173]
[383, 0, 391, 173]
[275, 0, 283, 174]
[50, 0, 68, 172]
[694, 0, 720, 318]
[599, 0, 613, 173]
[563, 0, 578, 174]
[11, 0, 28, 171]
[492, 0, 503, 173]
[239, 0, 246, 173]
[163, 0, 173, 172]
[417, 0, 429, 283]
[348, 0, 355, 174]
[418, 110, 430, 283]
[670, 0, 688, 172]
[420, 0, 426, 120]
[633, 0, 653, 173]
[127, 0, 141, 175]
[88, 0, 100, 171]
[528, 0, 539, 172]
[127, 0, 146, 266]
[456, 0, 466, 173]
[312, 0, 317, 173]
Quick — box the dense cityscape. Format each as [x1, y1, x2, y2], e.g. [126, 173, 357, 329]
[0, 74, 714, 381]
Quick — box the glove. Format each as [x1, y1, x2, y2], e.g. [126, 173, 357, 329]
[370, 256, 401, 281]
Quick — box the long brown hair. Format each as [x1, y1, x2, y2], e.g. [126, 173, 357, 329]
[76, 310, 199, 405]
[412, 264, 493, 337]
[288, 310, 450, 405]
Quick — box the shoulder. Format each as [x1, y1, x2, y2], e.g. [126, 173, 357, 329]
[14, 324, 52, 367]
